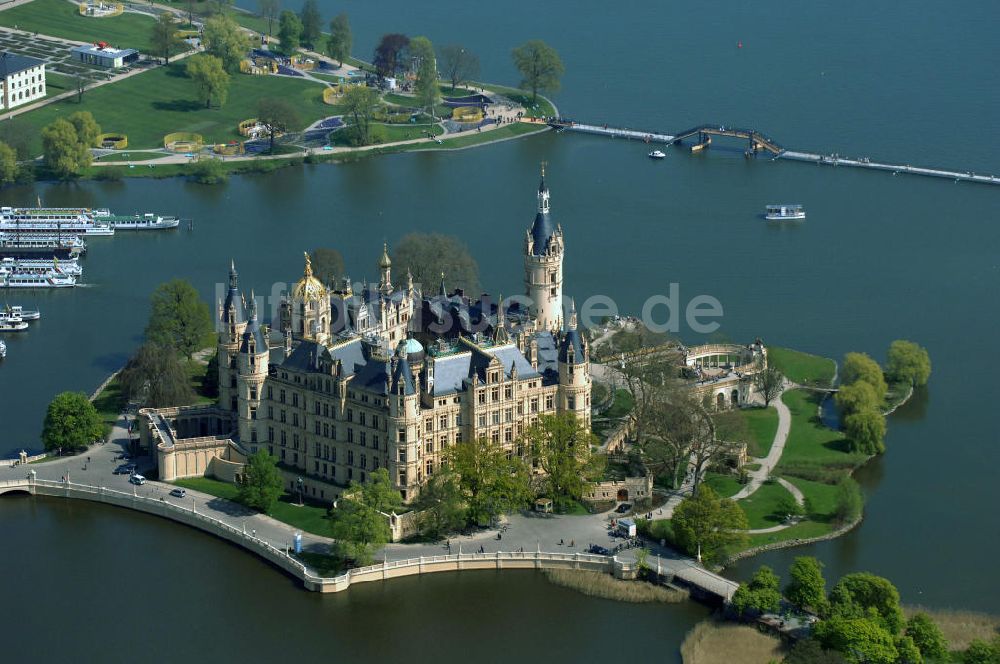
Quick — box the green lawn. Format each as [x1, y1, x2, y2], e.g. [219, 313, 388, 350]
[329, 122, 443, 147]
[737, 479, 794, 529]
[45, 72, 75, 99]
[743, 405, 780, 457]
[478, 83, 556, 118]
[95, 151, 167, 162]
[746, 519, 836, 548]
[768, 347, 837, 387]
[775, 389, 864, 476]
[604, 389, 635, 419]
[0, 0, 181, 55]
[173, 476, 333, 537]
[91, 376, 126, 429]
[703, 472, 742, 498]
[16, 63, 330, 153]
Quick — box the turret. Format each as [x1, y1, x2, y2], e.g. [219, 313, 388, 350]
[557, 300, 590, 427]
[218, 260, 247, 412]
[289, 252, 330, 343]
[378, 242, 392, 293]
[524, 164, 564, 332]
[237, 291, 269, 450]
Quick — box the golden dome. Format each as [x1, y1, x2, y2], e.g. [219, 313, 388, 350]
[378, 242, 392, 269]
[292, 252, 327, 302]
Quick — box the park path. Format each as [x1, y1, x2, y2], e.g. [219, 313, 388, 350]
[732, 384, 792, 500]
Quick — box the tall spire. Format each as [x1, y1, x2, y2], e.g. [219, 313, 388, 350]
[566, 298, 577, 330]
[438, 272, 447, 297]
[229, 259, 238, 289]
[303, 251, 313, 278]
[248, 289, 257, 320]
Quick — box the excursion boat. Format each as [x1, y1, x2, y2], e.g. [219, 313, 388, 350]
[0, 256, 82, 277]
[0, 313, 28, 331]
[1, 271, 77, 288]
[0, 339, 6, 359]
[0, 234, 87, 259]
[764, 204, 806, 221]
[99, 212, 180, 230]
[0, 207, 114, 236]
[648, 150, 667, 159]
[5, 305, 39, 321]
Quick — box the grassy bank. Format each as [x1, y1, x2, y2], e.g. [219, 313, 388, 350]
[903, 606, 1000, 651]
[680, 621, 785, 664]
[736, 479, 796, 529]
[776, 389, 866, 480]
[542, 569, 687, 603]
[768, 346, 836, 387]
[715, 404, 779, 458]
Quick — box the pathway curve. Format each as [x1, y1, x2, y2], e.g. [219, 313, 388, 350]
[732, 384, 792, 500]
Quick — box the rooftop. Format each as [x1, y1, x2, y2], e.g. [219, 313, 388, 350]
[71, 43, 138, 57]
[0, 52, 43, 77]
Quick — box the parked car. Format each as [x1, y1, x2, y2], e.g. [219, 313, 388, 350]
[588, 544, 610, 555]
[615, 503, 632, 514]
[169, 488, 186, 498]
[129, 474, 146, 485]
[113, 465, 132, 475]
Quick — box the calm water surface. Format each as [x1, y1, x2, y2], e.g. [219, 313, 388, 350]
[1, 0, 998, 658]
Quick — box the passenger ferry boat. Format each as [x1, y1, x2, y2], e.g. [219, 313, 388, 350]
[1, 271, 77, 288]
[0, 310, 28, 331]
[0, 256, 82, 277]
[5, 304, 39, 321]
[96, 211, 180, 230]
[0, 234, 87, 258]
[764, 204, 806, 221]
[648, 150, 667, 159]
[0, 207, 114, 236]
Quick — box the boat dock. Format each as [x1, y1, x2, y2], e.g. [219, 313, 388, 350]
[548, 119, 999, 186]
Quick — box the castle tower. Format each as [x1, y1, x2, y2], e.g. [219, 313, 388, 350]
[378, 242, 392, 294]
[290, 252, 330, 344]
[218, 260, 247, 412]
[557, 301, 591, 427]
[524, 165, 564, 332]
[237, 292, 269, 450]
[387, 340, 421, 501]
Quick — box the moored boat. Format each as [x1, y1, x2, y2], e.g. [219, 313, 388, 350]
[1, 271, 77, 288]
[103, 213, 180, 230]
[5, 305, 39, 321]
[0, 256, 82, 277]
[764, 204, 806, 221]
[0, 317, 28, 331]
[0, 234, 86, 258]
[648, 150, 667, 159]
[0, 339, 6, 358]
[0, 207, 114, 236]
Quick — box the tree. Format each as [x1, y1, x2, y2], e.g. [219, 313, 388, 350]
[309, 248, 344, 286]
[277, 10, 302, 53]
[392, 232, 481, 296]
[828, 572, 905, 634]
[753, 364, 784, 406]
[119, 342, 196, 408]
[256, 96, 300, 152]
[438, 44, 479, 91]
[511, 40, 564, 102]
[448, 437, 532, 526]
[783, 638, 848, 664]
[886, 340, 931, 387]
[74, 72, 88, 104]
[41, 392, 105, 452]
[730, 564, 782, 617]
[841, 352, 888, 402]
[186, 54, 230, 108]
[258, 0, 280, 35]
[189, 157, 227, 184]
[68, 111, 101, 148]
[833, 477, 863, 524]
[373, 33, 409, 77]
[774, 493, 804, 522]
[409, 36, 440, 114]
[814, 616, 899, 664]
[326, 13, 352, 67]
[835, 381, 879, 417]
[670, 484, 748, 564]
[150, 12, 182, 64]
[238, 449, 284, 512]
[843, 407, 886, 455]
[340, 83, 379, 146]
[785, 556, 828, 614]
[417, 467, 466, 538]
[905, 613, 948, 662]
[526, 413, 604, 507]
[41, 118, 91, 178]
[330, 468, 402, 564]
[299, 0, 321, 49]
[202, 14, 251, 72]
[0, 141, 17, 185]
[145, 279, 214, 358]
[962, 639, 1000, 664]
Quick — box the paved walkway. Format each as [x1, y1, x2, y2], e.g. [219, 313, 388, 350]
[732, 384, 792, 500]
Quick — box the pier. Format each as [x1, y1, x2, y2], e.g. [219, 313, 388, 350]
[548, 119, 999, 186]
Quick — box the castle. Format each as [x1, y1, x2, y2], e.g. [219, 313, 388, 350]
[140, 173, 592, 504]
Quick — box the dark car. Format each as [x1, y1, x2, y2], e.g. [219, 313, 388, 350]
[589, 544, 610, 555]
[169, 488, 186, 498]
[113, 465, 132, 475]
[615, 503, 632, 514]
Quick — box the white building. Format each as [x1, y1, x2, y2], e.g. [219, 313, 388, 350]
[71, 43, 139, 69]
[0, 52, 45, 110]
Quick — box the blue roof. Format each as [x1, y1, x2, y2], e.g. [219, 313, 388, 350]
[0, 52, 42, 77]
[558, 328, 586, 364]
[240, 311, 266, 353]
[429, 342, 540, 396]
[530, 210, 556, 256]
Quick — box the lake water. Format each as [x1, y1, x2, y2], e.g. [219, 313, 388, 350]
[1, 0, 998, 658]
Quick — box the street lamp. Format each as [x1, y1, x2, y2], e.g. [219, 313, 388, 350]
[296, 477, 304, 506]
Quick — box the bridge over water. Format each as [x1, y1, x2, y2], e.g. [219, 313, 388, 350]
[548, 119, 999, 186]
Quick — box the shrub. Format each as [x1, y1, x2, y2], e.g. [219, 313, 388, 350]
[189, 158, 227, 184]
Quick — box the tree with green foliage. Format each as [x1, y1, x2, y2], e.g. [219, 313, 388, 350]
[41, 117, 92, 178]
[439, 44, 479, 91]
[299, 0, 322, 48]
[670, 484, 748, 564]
[905, 613, 948, 662]
[373, 33, 409, 77]
[237, 449, 284, 511]
[392, 232, 481, 295]
[277, 10, 302, 53]
[962, 638, 1000, 664]
[449, 437, 533, 526]
[330, 468, 402, 564]
[814, 616, 899, 664]
[150, 12, 182, 64]
[833, 476, 863, 524]
[186, 54, 230, 108]
[417, 467, 466, 538]
[730, 565, 782, 617]
[68, 111, 101, 149]
[0, 141, 17, 185]
[258, 0, 280, 35]
[843, 406, 886, 455]
[189, 157, 227, 184]
[326, 13, 352, 66]
[785, 556, 828, 614]
[409, 36, 441, 115]
[202, 14, 251, 72]
[835, 381, 880, 417]
[775, 493, 804, 522]
[841, 352, 888, 401]
[145, 279, 214, 358]
[309, 247, 344, 286]
[526, 412, 604, 507]
[828, 572, 905, 634]
[119, 342, 196, 408]
[783, 638, 848, 664]
[340, 83, 379, 146]
[42, 392, 105, 452]
[256, 96, 300, 152]
[886, 340, 932, 387]
[511, 40, 564, 102]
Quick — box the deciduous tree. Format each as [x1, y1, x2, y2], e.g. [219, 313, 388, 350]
[186, 54, 230, 108]
[526, 413, 604, 507]
[202, 14, 251, 72]
[256, 96, 300, 152]
[145, 279, 214, 358]
[41, 117, 92, 178]
[309, 247, 344, 286]
[0, 141, 17, 185]
[238, 449, 284, 511]
[299, 0, 322, 49]
[835, 381, 879, 417]
[448, 437, 532, 526]
[330, 468, 402, 564]
[438, 44, 479, 91]
[670, 484, 748, 564]
[785, 556, 828, 614]
[119, 342, 196, 408]
[340, 83, 379, 146]
[814, 616, 899, 664]
[843, 407, 886, 455]
[42, 392, 105, 452]
[68, 111, 101, 148]
[392, 232, 481, 296]
[326, 13, 352, 66]
[258, 0, 280, 35]
[417, 467, 466, 537]
[753, 364, 784, 406]
[150, 12, 182, 64]
[409, 36, 440, 114]
[841, 352, 887, 401]
[886, 340, 931, 387]
[905, 613, 948, 662]
[277, 10, 302, 53]
[373, 33, 409, 77]
[833, 477, 863, 524]
[730, 564, 782, 617]
[828, 572, 905, 634]
[511, 39, 564, 102]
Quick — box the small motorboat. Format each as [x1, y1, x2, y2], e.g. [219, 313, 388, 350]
[0, 318, 28, 332]
[0, 339, 6, 359]
[764, 204, 806, 221]
[6, 305, 39, 321]
[648, 150, 667, 159]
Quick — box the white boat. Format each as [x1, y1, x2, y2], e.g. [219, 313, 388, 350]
[5, 305, 39, 321]
[1, 272, 77, 288]
[0, 316, 28, 331]
[0, 207, 114, 236]
[102, 212, 180, 230]
[648, 150, 667, 159]
[0, 257, 82, 277]
[0, 234, 86, 258]
[0, 339, 5, 358]
[764, 204, 806, 221]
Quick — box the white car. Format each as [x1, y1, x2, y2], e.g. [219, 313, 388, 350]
[129, 474, 146, 485]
